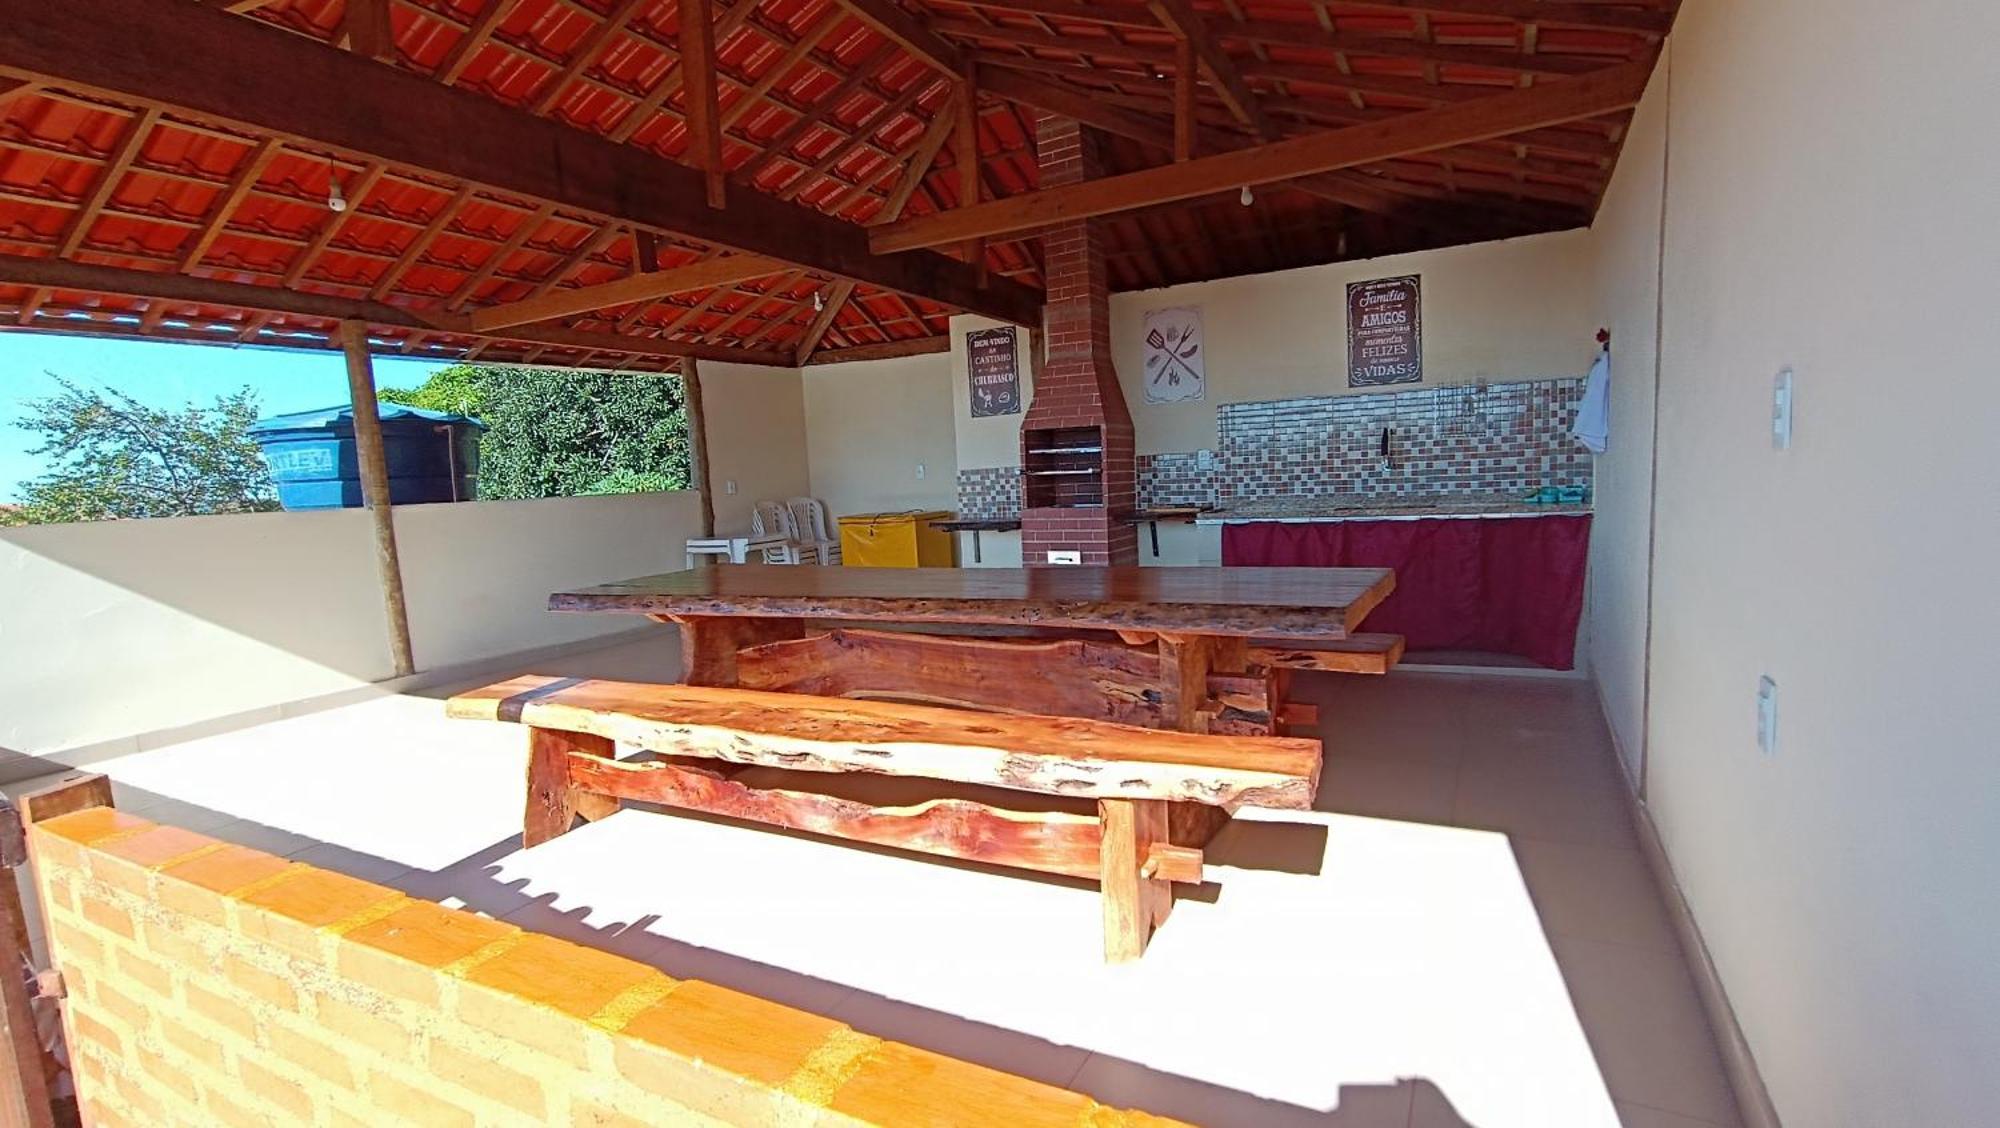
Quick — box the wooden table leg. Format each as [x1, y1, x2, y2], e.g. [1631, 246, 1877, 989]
[524, 729, 617, 847]
[1160, 633, 1245, 849]
[656, 614, 806, 686]
[1099, 797, 1172, 963]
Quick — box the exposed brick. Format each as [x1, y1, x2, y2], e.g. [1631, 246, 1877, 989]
[428, 1038, 546, 1118]
[367, 1069, 477, 1128]
[313, 992, 417, 1061]
[269, 1019, 359, 1089]
[238, 1056, 319, 1120]
[220, 953, 299, 1010]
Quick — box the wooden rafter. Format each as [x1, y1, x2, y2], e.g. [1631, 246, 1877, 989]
[2, 0, 1042, 325]
[777, 77, 938, 202]
[436, 0, 522, 86]
[717, 7, 842, 130]
[448, 200, 557, 310]
[792, 278, 856, 363]
[369, 182, 474, 300]
[530, 0, 652, 116]
[836, 0, 966, 77]
[873, 58, 1652, 252]
[56, 107, 159, 258]
[470, 252, 788, 332]
[1148, 0, 1271, 138]
[606, 0, 760, 143]
[734, 43, 897, 184]
[178, 136, 281, 272]
[866, 96, 957, 222]
[282, 160, 387, 288]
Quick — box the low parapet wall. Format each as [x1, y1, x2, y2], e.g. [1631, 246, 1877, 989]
[29, 800, 1183, 1126]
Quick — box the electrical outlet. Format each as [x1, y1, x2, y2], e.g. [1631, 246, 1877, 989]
[1046, 550, 1081, 565]
[1756, 675, 1778, 756]
[724, 479, 737, 495]
[915, 463, 926, 480]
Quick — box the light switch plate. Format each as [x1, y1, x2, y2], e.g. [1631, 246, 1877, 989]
[914, 463, 926, 480]
[1046, 550, 1081, 565]
[724, 479, 738, 495]
[1756, 675, 1779, 756]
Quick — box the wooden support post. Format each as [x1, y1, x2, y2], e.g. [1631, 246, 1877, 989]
[1099, 797, 1172, 963]
[0, 798, 52, 1128]
[678, 0, 726, 209]
[340, 320, 415, 678]
[524, 728, 617, 847]
[679, 357, 715, 539]
[955, 65, 985, 275]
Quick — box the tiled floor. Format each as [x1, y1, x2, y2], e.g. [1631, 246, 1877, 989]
[7, 634, 1741, 1128]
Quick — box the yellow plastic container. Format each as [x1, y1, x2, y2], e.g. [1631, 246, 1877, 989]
[838, 511, 956, 568]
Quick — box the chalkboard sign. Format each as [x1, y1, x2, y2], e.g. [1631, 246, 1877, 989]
[966, 326, 1022, 417]
[1347, 275, 1422, 387]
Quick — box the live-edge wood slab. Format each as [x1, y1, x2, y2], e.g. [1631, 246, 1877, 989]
[550, 563, 1395, 640]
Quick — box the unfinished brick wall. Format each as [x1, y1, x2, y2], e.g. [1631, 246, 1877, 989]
[30, 805, 1183, 1127]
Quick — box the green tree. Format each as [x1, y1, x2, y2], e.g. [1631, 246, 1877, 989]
[378, 364, 690, 500]
[1, 378, 277, 526]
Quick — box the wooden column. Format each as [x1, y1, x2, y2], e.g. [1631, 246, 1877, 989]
[0, 797, 52, 1128]
[339, 320, 416, 677]
[680, 356, 716, 539]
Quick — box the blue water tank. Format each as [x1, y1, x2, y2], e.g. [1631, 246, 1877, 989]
[249, 403, 486, 511]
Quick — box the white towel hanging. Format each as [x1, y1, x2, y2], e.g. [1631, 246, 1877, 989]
[1573, 348, 1611, 454]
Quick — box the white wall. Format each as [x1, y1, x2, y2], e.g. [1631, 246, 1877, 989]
[803, 352, 959, 520]
[698, 361, 811, 532]
[1585, 67, 1670, 782]
[1586, 2, 2000, 1123]
[0, 490, 702, 764]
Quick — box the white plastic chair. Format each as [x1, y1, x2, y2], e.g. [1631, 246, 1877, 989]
[751, 500, 814, 564]
[786, 497, 842, 566]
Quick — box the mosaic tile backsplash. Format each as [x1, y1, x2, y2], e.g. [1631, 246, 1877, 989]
[959, 378, 1593, 515]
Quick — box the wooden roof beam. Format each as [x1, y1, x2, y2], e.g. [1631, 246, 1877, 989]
[835, 0, 966, 77]
[178, 136, 281, 272]
[0, 252, 796, 366]
[55, 106, 160, 258]
[679, 0, 726, 208]
[1147, 0, 1273, 139]
[872, 57, 1653, 251]
[793, 279, 856, 363]
[470, 252, 789, 331]
[0, 0, 1040, 325]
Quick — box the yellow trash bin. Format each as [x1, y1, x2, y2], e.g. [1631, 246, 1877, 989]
[837, 511, 956, 567]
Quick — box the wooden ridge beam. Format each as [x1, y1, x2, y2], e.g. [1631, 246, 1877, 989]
[872, 58, 1653, 252]
[0, 252, 797, 366]
[835, 0, 966, 77]
[0, 0, 1042, 325]
[468, 252, 788, 331]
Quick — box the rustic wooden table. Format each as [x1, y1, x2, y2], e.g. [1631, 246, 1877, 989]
[553, 561, 1392, 731]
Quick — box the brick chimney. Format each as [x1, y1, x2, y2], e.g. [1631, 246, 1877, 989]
[1020, 116, 1137, 566]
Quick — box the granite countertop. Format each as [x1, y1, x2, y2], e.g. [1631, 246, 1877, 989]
[1195, 493, 1593, 523]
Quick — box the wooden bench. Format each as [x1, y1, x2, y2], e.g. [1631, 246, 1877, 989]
[449, 675, 1323, 961]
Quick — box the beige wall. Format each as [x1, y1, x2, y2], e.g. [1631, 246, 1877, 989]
[803, 352, 959, 520]
[1587, 2, 2000, 1123]
[697, 361, 811, 532]
[941, 234, 1600, 566]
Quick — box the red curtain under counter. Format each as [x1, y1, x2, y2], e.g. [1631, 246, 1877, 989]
[1222, 514, 1592, 669]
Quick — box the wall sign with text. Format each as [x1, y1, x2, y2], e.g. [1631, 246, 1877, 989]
[965, 326, 1022, 417]
[1347, 275, 1423, 387]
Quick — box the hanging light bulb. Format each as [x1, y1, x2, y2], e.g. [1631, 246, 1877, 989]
[328, 175, 348, 213]
[813, 289, 825, 312]
[1239, 184, 1254, 207]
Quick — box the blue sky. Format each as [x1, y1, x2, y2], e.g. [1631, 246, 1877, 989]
[0, 333, 449, 502]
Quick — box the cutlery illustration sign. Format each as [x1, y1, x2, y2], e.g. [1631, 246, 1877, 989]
[965, 326, 1021, 417]
[1142, 306, 1206, 403]
[1347, 274, 1422, 386]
